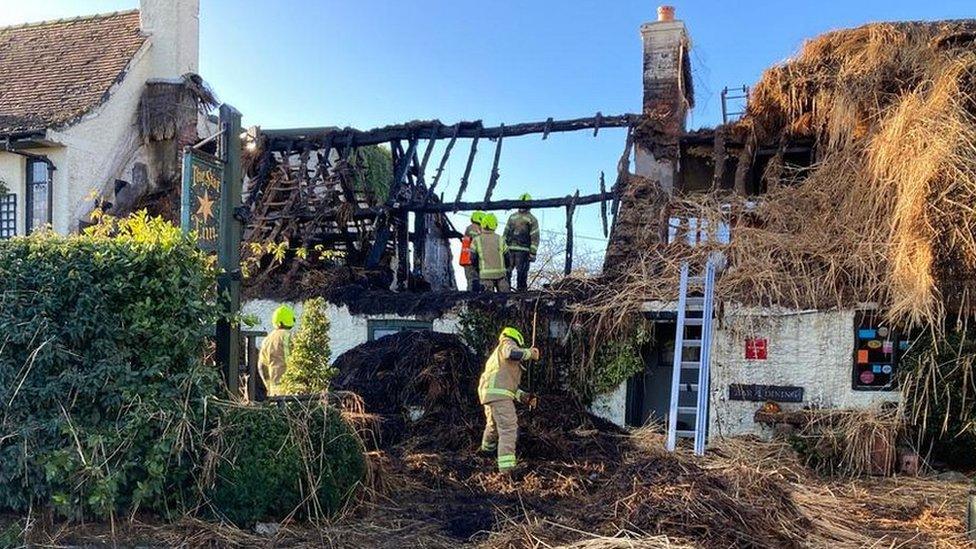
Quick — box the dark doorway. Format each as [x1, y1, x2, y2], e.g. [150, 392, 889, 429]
[626, 322, 676, 427]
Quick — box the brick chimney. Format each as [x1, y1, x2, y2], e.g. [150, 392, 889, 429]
[140, 0, 200, 78]
[602, 6, 691, 275]
[635, 5, 690, 194]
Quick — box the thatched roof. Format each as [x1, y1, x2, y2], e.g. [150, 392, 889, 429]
[590, 19, 976, 331]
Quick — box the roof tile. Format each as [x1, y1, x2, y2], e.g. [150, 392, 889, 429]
[0, 10, 147, 135]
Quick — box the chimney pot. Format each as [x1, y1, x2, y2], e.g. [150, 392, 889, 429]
[657, 5, 675, 22]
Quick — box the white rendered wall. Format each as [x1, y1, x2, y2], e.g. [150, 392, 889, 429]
[243, 299, 460, 362]
[708, 307, 900, 437]
[48, 44, 153, 232]
[0, 153, 25, 235]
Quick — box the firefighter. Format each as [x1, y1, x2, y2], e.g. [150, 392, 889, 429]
[258, 305, 294, 397]
[460, 211, 485, 291]
[503, 194, 540, 291]
[478, 327, 540, 473]
[471, 213, 509, 292]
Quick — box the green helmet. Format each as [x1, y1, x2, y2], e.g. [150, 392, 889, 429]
[272, 305, 296, 329]
[482, 213, 499, 231]
[518, 193, 532, 202]
[471, 211, 485, 225]
[500, 326, 525, 346]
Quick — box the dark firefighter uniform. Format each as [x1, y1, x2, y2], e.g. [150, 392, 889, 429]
[503, 196, 540, 292]
[478, 327, 539, 472]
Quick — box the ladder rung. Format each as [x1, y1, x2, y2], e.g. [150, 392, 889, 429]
[677, 406, 698, 414]
[687, 276, 705, 283]
[680, 361, 700, 370]
[683, 339, 702, 347]
[685, 297, 705, 305]
[679, 383, 699, 392]
[675, 429, 696, 438]
[683, 318, 704, 326]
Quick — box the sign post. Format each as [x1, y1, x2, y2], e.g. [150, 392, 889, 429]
[182, 103, 244, 397]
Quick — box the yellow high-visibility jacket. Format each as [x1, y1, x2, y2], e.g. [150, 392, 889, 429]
[471, 231, 507, 280]
[478, 336, 533, 404]
[258, 328, 291, 396]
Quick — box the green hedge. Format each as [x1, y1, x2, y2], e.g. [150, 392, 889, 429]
[0, 215, 217, 518]
[210, 401, 365, 526]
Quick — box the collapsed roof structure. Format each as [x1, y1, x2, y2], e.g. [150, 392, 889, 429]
[241, 114, 638, 300]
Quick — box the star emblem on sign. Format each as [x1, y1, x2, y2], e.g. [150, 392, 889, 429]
[196, 190, 215, 222]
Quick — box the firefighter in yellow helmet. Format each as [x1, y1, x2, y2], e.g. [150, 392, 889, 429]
[460, 211, 485, 291]
[503, 193, 540, 291]
[470, 213, 509, 292]
[477, 327, 540, 473]
[258, 305, 295, 397]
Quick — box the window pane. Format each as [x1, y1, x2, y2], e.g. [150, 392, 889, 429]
[28, 161, 50, 231]
[31, 181, 49, 230]
[0, 194, 16, 239]
[32, 161, 49, 183]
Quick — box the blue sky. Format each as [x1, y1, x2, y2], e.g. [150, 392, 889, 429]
[3, 0, 974, 259]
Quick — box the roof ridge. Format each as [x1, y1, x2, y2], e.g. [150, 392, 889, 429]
[0, 9, 140, 32]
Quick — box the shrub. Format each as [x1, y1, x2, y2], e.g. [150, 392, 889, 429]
[0, 213, 217, 518]
[209, 401, 365, 526]
[280, 297, 334, 394]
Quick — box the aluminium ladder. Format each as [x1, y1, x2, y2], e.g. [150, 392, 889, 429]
[665, 260, 717, 456]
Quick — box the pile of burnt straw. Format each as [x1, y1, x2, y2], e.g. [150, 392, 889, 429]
[330, 330, 623, 455]
[325, 331, 968, 548]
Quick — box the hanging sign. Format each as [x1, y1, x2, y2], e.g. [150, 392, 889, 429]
[181, 150, 223, 252]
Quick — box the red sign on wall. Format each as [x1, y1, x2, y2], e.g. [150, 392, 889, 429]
[745, 338, 768, 360]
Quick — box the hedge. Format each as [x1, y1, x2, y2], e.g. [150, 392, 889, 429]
[210, 401, 366, 526]
[0, 215, 218, 518]
[0, 215, 367, 524]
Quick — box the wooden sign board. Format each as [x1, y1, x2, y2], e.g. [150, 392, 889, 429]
[729, 383, 804, 403]
[181, 150, 223, 252]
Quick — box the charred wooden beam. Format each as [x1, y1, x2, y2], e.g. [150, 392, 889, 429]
[263, 113, 641, 151]
[484, 124, 504, 202]
[415, 190, 613, 213]
[425, 123, 459, 203]
[564, 190, 579, 275]
[454, 123, 482, 205]
[366, 138, 418, 268]
[599, 171, 608, 237]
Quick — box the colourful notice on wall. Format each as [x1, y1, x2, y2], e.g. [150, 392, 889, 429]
[857, 350, 869, 364]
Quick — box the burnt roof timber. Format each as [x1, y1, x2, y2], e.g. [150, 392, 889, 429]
[257, 190, 614, 223]
[262, 113, 641, 151]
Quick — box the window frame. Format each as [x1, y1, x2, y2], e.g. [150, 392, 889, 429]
[0, 192, 16, 239]
[367, 319, 433, 342]
[25, 157, 53, 234]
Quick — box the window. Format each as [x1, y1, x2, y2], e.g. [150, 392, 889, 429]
[0, 193, 15, 239]
[367, 319, 433, 341]
[852, 312, 907, 391]
[26, 159, 52, 233]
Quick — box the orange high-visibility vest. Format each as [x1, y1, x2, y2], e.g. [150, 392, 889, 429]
[459, 236, 473, 266]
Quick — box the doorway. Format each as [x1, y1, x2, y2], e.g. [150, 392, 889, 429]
[626, 322, 676, 427]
